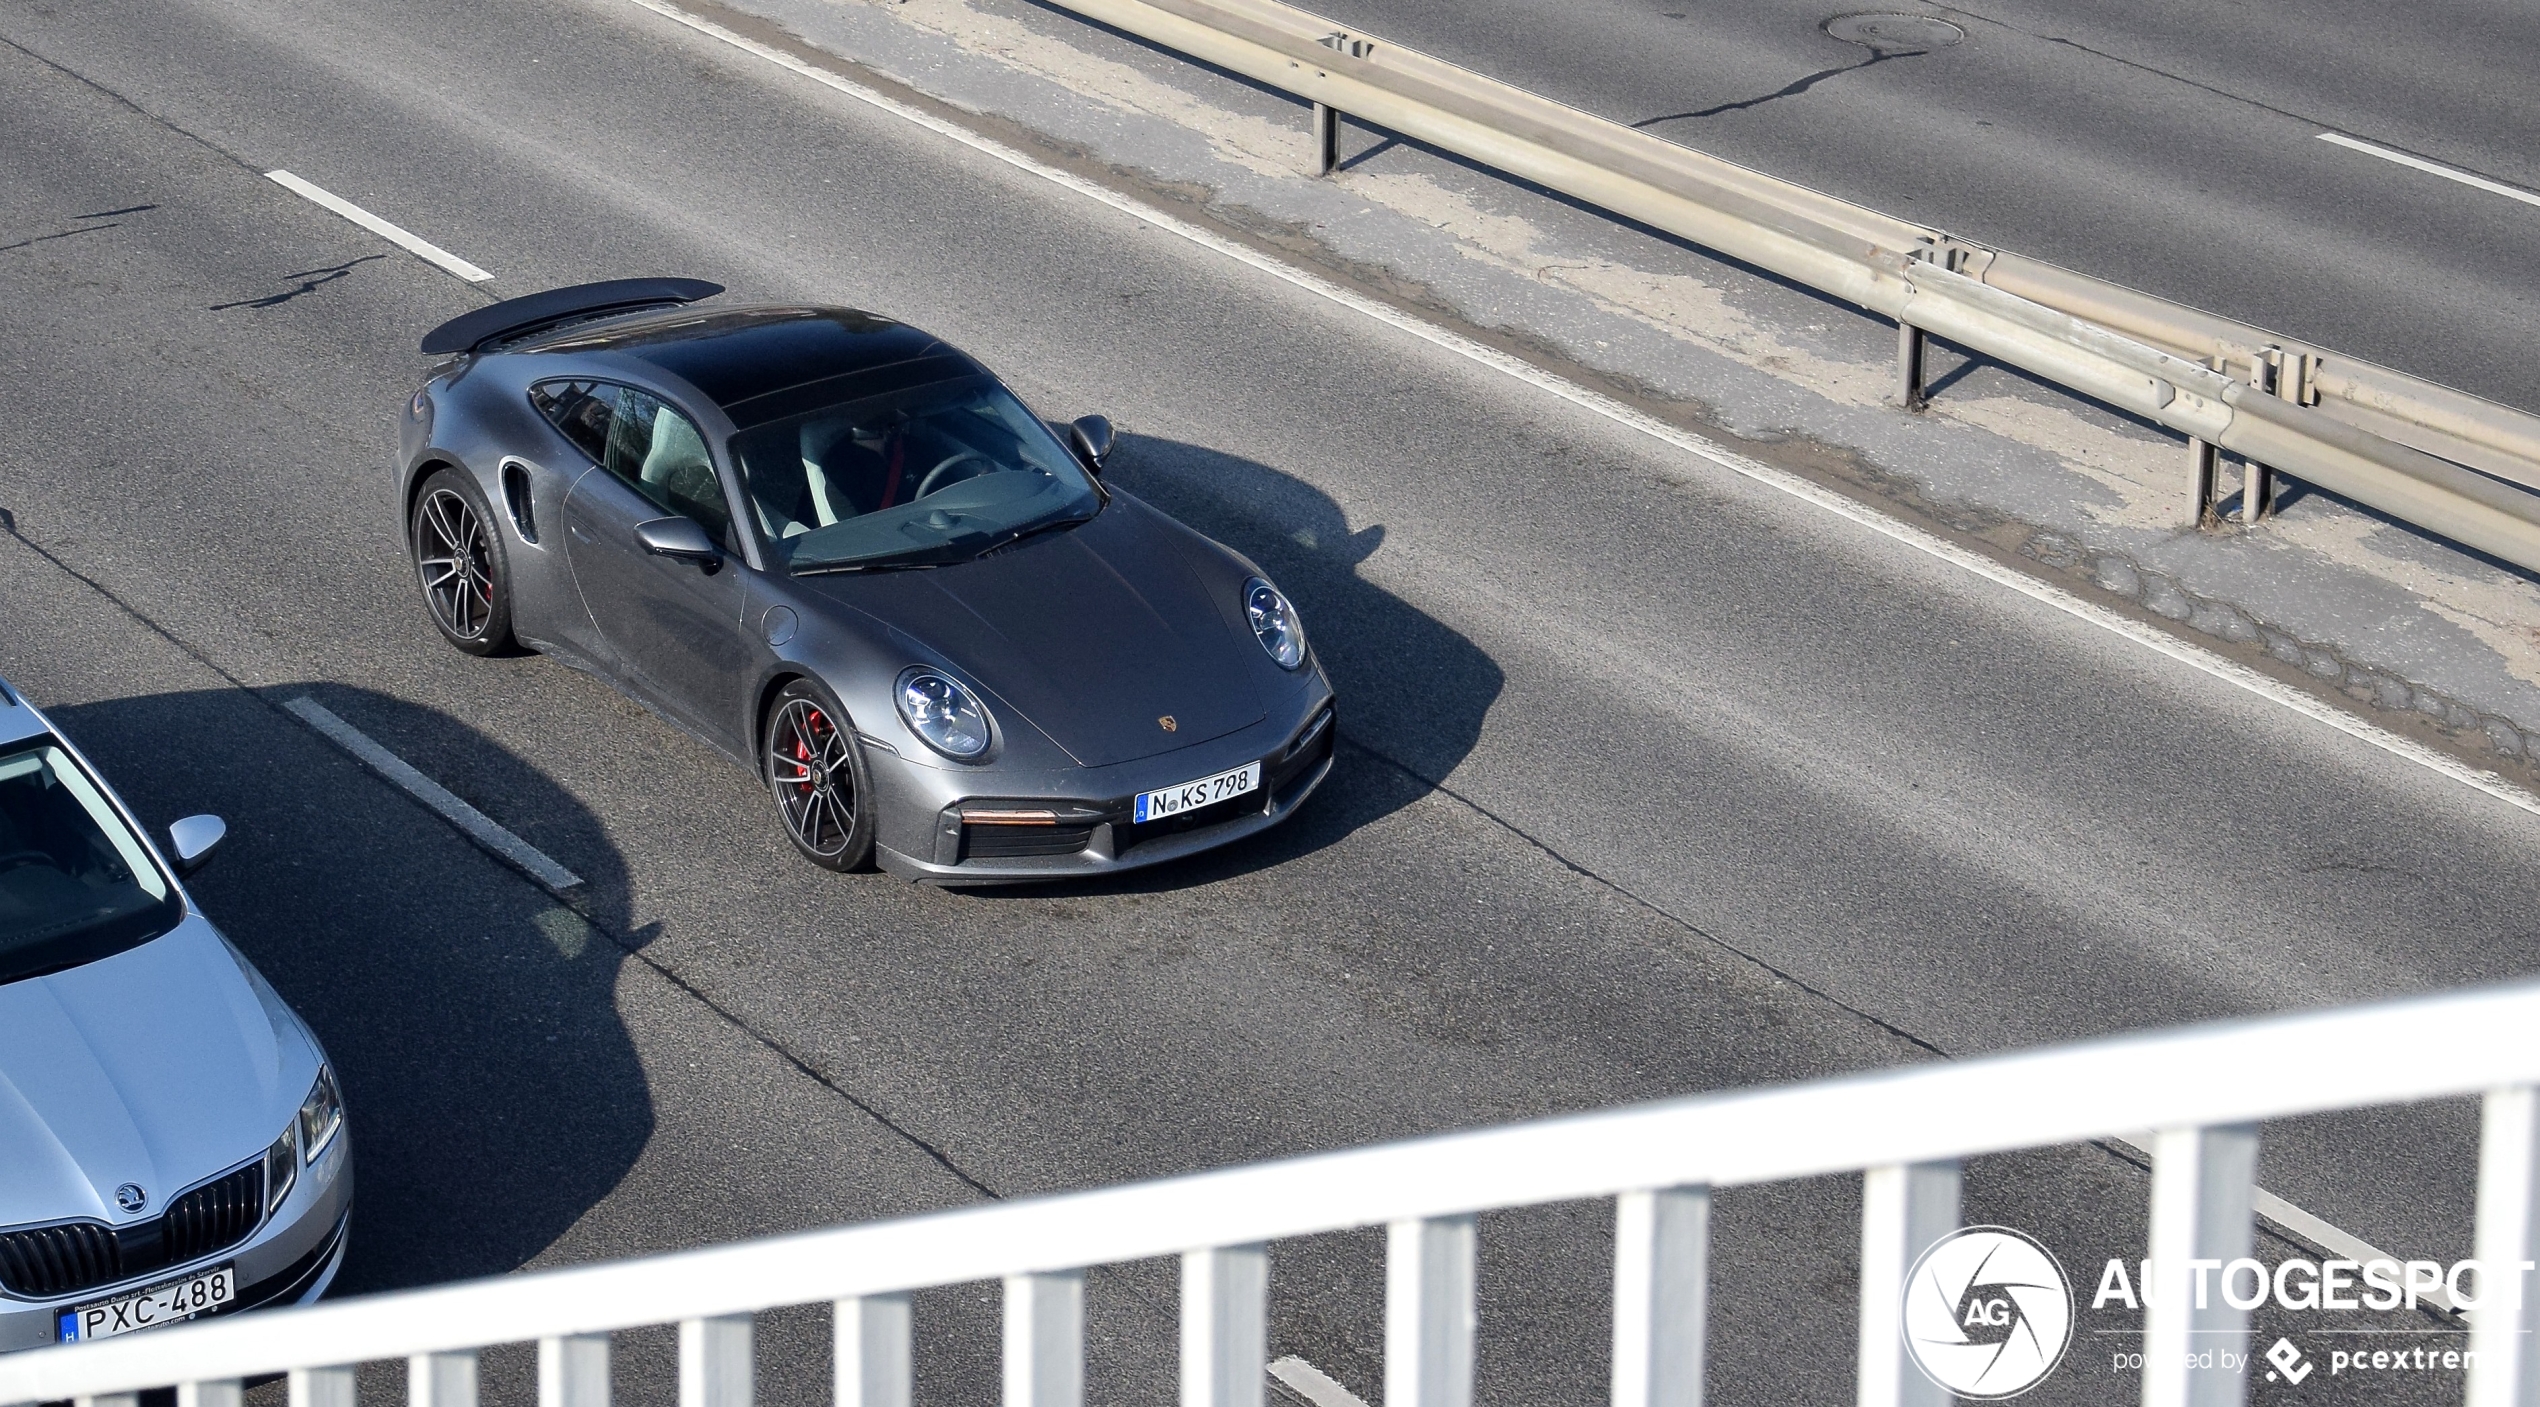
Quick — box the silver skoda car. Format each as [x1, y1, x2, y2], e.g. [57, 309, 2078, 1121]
[0, 675, 350, 1352]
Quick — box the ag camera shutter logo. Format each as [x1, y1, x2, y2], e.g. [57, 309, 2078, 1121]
[1902, 1226, 2075, 1398]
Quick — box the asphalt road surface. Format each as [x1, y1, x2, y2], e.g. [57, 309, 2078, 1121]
[0, 0, 2534, 1402]
[1296, 0, 2540, 416]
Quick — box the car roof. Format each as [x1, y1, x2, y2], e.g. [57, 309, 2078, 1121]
[524, 305, 974, 421]
[0, 674, 44, 747]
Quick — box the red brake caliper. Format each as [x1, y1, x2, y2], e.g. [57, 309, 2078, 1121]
[796, 712, 820, 794]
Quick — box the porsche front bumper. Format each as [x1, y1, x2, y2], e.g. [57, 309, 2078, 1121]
[868, 682, 1335, 884]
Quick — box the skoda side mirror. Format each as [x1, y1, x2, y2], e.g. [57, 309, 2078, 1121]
[1069, 415, 1115, 475]
[169, 815, 226, 875]
[635, 517, 721, 565]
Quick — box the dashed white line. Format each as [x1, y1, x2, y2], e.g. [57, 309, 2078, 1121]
[1268, 1356, 1370, 1407]
[2317, 133, 2540, 212]
[263, 170, 494, 282]
[283, 696, 581, 893]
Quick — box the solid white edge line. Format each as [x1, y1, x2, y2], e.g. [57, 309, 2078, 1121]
[263, 170, 496, 282]
[1268, 1356, 1372, 1407]
[2316, 133, 2540, 212]
[614, 0, 2540, 827]
[2108, 1135, 2458, 1315]
[283, 696, 583, 893]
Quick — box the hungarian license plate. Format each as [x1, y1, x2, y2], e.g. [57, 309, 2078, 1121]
[1134, 759, 1261, 823]
[59, 1263, 236, 1342]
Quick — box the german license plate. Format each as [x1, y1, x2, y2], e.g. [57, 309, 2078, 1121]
[1134, 760, 1261, 823]
[58, 1264, 235, 1342]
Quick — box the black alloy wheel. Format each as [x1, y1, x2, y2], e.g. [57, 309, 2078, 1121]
[765, 679, 876, 871]
[412, 468, 516, 655]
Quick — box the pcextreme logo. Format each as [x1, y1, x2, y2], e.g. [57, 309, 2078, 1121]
[1902, 1226, 2076, 1399]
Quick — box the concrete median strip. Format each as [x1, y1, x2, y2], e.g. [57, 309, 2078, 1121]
[282, 696, 581, 894]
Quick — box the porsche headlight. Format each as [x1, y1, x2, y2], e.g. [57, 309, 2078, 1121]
[897, 669, 993, 760]
[298, 1064, 344, 1164]
[1244, 578, 1306, 669]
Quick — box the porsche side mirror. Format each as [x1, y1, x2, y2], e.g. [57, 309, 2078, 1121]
[169, 815, 226, 875]
[1069, 415, 1114, 474]
[636, 517, 721, 564]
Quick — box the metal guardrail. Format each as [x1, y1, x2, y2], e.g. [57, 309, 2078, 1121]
[8, 981, 2540, 1407]
[1035, 0, 2540, 574]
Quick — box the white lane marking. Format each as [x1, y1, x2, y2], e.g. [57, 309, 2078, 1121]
[263, 170, 495, 282]
[615, 0, 2540, 827]
[284, 696, 582, 893]
[1268, 1356, 1370, 1407]
[2108, 1135, 2457, 1314]
[2316, 133, 2540, 212]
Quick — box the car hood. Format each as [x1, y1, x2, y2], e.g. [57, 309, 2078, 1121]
[0, 916, 307, 1231]
[807, 503, 1266, 769]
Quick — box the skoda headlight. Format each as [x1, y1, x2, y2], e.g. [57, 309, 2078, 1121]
[1244, 578, 1305, 669]
[298, 1063, 344, 1164]
[262, 1125, 298, 1215]
[896, 668, 993, 760]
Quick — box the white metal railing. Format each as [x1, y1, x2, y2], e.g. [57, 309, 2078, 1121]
[1021, 0, 2540, 572]
[9, 981, 2540, 1407]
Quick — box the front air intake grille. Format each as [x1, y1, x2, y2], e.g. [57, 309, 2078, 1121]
[964, 824, 1096, 860]
[0, 1161, 265, 1300]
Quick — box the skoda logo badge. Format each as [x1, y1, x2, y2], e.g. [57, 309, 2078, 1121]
[113, 1183, 148, 1214]
[1158, 715, 1178, 732]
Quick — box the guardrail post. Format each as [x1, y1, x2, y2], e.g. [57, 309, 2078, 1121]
[74, 1394, 138, 1407]
[1388, 1215, 1477, 1407]
[1857, 1161, 1958, 1407]
[682, 1315, 753, 1407]
[178, 1383, 243, 1407]
[837, 1292, 913, 1407]
[1613, 1186, 1710, 1407]
[289, 1367, 357, 1407]
[1183, 1244, 1269, 1407]
[2242, 352, 2276, 524]
[1005, 1270, 1086, 1407]
[1896, 319, 1926, 412]
[412, 1352, 478, 1407]
[2468, 1086, 2540, 1407]
[1312, 103, 1339, 175]
[541, 1333, 611, 1407]
[2141, 1124, 2258, 1407]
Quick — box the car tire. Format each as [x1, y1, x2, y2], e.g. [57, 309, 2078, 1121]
[763, 678, 877, 872]
[410, 467, 517, 656]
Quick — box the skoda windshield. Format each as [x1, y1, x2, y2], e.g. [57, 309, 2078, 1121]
[0, 737, 182, 985]
[731, 375, 1101, 575]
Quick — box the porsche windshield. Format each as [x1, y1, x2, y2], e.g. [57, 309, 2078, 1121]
[731, 376, 1101, 574]
[0, 738, 182, 985]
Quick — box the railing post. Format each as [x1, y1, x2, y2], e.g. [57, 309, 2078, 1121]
[1613, 1186, 1710, 1407]
[178, 1384, 244, 1407]
[1311, 103, 1339, 175]
[412, 1352, 478, 1407]
[541, 1333, 611, 1407]
[837, 1292, 912, 1407]
[1857, 1161, 1959, 1407]
[1183, 1245, 1268, 1407]
[1896, 319, 1926, 412]
[75, 1395, 138, 1407]
[1005, 1271, 1086, 1407]
[2469, 1086, 2540, 1407]
[2141, 1124, 2258, 1407]
[681, 1315, 753, 1407]
[2242, 351, 2275, 524]
[1388, 1215, 1477, 1407]
[289, 1368, 357, 1407]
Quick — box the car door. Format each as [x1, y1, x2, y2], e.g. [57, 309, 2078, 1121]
[559, 383, 755, 755]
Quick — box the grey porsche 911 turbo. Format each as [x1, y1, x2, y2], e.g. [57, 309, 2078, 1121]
[399, 279, 1334, 882]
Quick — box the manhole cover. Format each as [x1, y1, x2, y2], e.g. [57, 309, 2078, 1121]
[1824, 12, 1965, 49]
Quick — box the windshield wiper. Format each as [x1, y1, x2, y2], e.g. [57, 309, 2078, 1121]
[975, 511, 1096, 560]
[791, 557, 947, 577]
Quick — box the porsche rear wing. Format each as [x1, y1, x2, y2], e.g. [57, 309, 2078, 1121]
[419, 277, 724, 355]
